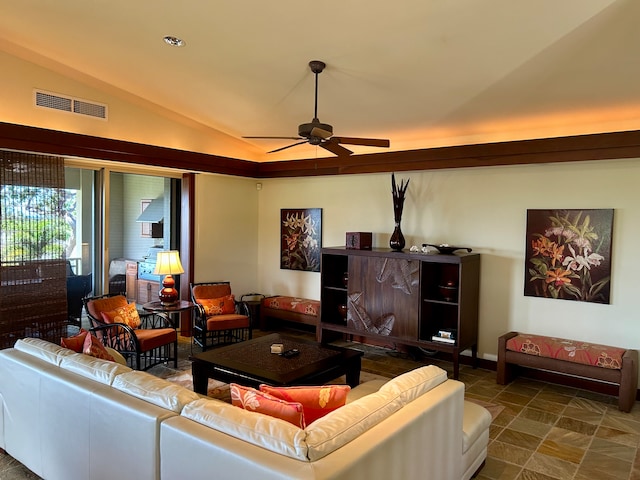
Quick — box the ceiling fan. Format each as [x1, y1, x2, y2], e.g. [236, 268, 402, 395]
[243, 60, 390, 156]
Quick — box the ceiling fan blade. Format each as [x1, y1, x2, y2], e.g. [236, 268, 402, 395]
[243, 136, 302, 140]
[321, 141, 353, 156]
[267, 141, 309, 154]
[332, 136, 390, 148]
[310, 127, 333, 140]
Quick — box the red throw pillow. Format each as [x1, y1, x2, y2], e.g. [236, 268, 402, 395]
[61, 328, 89, 352]
[82, 333, 115, 362]
[100, 302, 141, 328]
[198, 295, 236, 316]
[260, 384, 350, 425]
[230, 383, 305, 428]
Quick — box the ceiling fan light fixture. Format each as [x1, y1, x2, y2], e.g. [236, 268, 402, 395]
[163, 35, 185, 47]
[243, 60, 389, 156]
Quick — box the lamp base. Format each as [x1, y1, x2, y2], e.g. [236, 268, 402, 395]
[158, 274, 179, 306]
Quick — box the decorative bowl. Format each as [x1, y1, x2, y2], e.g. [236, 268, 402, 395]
[423, 243, 472, 255]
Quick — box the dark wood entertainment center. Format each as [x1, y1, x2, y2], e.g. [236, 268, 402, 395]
[319, 247, 480, 379]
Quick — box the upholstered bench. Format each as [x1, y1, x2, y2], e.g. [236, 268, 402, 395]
[260, 296, 320, 334]
[497, 331, 638, 412]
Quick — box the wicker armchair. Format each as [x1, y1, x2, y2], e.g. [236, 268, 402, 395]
[190, 282, 252, 351]
[83, 293, 177, 370]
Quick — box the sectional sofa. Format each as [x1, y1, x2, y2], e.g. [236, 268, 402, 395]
[0, 338, 491, 480]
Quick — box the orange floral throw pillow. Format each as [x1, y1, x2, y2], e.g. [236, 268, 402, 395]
[82, 333, 115, 362]
[100, 302, 141, 328]
[198, 295, 236, 316]
[230, 383, 305, 428]
[260, 384, 351, 425]
[61, 328, 89, 352]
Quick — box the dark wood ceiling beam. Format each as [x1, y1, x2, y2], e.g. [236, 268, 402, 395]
[258, 130, 640, 177]
[2, 122, 640, 178]
[0, 122, 259, 177]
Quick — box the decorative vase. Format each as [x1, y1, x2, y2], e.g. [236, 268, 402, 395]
[389, 222, 405, 251]
[389, 173, 409, 252]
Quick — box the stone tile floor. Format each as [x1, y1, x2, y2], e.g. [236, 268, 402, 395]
[2, 329, 639, 479]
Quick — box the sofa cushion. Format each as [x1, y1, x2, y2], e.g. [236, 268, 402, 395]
[100, 302, 141, 328]
[379, 365, 448, 405]
[59, 351, 131, 385]
[198, 295, 236, 316]
[112, 371, 200, 413]
[230, 384, 305, 428]
[14, 337, 75, 366]
[304, 389, 402, 461]
[260, 384, 350, 425]
[83, 333, 115, 362]
[506, 333, 625, 369]
[60, 329, 89, 352]
[181, 398, 308, 461]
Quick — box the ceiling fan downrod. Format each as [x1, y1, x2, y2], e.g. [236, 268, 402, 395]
[308, 60, 325, 122]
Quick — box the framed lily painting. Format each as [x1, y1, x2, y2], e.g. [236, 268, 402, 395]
[524, 209, 613, 304]
[280, 208, 322, 272]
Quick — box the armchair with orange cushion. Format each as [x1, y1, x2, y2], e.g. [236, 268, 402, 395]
[82, 293, 178, 370]
[190, 281, 252, 351]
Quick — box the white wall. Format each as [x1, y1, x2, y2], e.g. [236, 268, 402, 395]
[193, 174, 260, 297]
[255, 159, 640, 363]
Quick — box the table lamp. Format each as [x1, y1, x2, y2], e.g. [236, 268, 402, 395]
[153, 250, 184, 305]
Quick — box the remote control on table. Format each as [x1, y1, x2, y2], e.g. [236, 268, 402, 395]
[281, 348, 300, 358]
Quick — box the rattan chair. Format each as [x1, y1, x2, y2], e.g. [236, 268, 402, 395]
[83, 293, 177, 370]
[190, 281, 252, 351]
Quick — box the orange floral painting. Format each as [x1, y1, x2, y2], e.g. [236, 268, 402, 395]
[524, 209, 613, 304]
[280, 208, 322, 272]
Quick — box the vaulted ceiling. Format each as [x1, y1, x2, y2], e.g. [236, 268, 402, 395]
[1, 0, 639, 164]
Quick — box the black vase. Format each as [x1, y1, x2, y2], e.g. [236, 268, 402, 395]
[389, 222, 405, 251]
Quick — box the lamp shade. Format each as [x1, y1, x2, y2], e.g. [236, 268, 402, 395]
[153, 251, 184, 305]
[153, 251, 184, 276]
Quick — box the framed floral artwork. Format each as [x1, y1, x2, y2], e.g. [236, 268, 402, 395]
[524, 209, 613, 304]
[280, 208, 322, 272]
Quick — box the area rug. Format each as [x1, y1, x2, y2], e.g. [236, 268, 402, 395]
[165, 370, 390, 403]
[465, 397, 504, 422]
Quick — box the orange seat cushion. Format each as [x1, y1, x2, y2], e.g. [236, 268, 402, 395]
[506, 333, 625, 369]
[205, 314, 249, 331]
[134, 328, 177, 352]
[261, 296, 319, 317]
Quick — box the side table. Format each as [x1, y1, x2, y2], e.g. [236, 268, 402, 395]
[240, 293, 265, 329]
[142, 300, 194, 332]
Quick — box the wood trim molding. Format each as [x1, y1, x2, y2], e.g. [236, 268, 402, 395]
[0, 122, 259, 178]
[2, 122, 640, 178]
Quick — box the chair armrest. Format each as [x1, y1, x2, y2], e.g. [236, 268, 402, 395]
[139, 311, 174, 329]
[235, 300, 250, 318]
[89, 323, 137, 352]
[190, 303, 207, 330]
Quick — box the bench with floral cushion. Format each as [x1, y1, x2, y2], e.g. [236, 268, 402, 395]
[497, 331, 638, 412]
[260, 296, 320, 337]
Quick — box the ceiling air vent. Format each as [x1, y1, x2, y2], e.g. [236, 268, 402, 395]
[34, 90, 107, 120]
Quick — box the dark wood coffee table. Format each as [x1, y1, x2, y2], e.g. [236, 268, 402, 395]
[189, 333, 363, 394]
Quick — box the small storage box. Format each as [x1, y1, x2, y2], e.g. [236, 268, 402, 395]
[346, 232, 372, 250]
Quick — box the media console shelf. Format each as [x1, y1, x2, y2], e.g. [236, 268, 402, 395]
[319, 247, 480, 379]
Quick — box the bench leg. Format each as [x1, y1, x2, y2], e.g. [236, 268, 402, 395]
[497, 332, 519, 385]
[619, 349, 638, 412]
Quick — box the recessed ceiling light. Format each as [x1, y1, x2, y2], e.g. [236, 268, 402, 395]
[163, 36, 185, 47]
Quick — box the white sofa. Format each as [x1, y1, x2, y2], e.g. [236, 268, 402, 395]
[0, 338, 491, 480]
